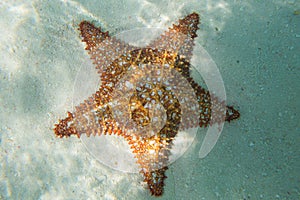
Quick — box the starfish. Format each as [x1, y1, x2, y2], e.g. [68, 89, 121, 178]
[54, 12, 240, 196]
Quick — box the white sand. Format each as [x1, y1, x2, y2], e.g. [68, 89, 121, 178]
[0, 0, 299, 199]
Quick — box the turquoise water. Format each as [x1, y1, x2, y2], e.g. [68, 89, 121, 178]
[0, 0, 299, 199]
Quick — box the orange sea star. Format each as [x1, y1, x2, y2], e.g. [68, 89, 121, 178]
[54, 12, 240, 196]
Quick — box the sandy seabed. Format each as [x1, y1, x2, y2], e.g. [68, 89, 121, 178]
[0, 0, 299, 199]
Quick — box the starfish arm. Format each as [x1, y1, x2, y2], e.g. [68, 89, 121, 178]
[148, 12, 200, 62]
[53, 95, 102, 138]
[173, 53, 240, 127]
[79, 21, 109, 51]
[125, 134, 172, 196]
[53, 92, 124, 138]
[53, 111, 79, 138]
[79, 21, 135, 77]
[186, 78, 240, 127]
[225, 105, 240, 122]
[143, 167, 168, 196]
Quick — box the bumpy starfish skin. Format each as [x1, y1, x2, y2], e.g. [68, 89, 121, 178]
[54, 13, 240, 196]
